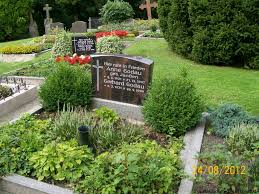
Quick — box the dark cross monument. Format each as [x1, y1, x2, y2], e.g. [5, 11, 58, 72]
[91, 54, 154, 105]
[72, 35, 96, 55]
[43, 4, 53, 34]
[139, 0, 158, 20]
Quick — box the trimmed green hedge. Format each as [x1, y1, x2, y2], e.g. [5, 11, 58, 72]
[0, 45, 42, 54]
[158, 0, 259, 68]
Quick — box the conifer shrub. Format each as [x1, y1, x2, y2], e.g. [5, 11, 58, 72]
[143, 72, 204, 136]
[39, 64, 92, 111]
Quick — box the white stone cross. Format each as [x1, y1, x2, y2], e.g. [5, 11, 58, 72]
[93, 60, 103, 92]
[43, 4, 52, 20]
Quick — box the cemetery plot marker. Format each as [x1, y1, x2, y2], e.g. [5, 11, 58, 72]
[72, 35, 96, 55]
[139, 0, 158, 20]
[91, 54, 153, 105]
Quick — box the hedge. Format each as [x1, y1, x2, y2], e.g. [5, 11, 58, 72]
[0, 45, 42, 54]
[158, 0, 259, 68]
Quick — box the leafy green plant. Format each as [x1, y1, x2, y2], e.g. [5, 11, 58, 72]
[100, 0, 134, 24]
[226, 124, 259, 154]
[29, 140, 94, 182]
[95, 106, 119, 125]
[143, 72, 204, 136]
[54, 105, 96, 141]
[97, 35, 124, 54]
[210, 103, 256, 137]
[52, 30, 72, 58]
[77, 140, 183, 193]
[39, 64, 92, 111]
[0, 115, 53, 176]
[142, 31, 163, 38]
[150, 24, 158, 32]
[0, 85, 13, 99]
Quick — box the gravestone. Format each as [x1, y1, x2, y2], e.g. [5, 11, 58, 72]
[88, 17, 102, 29]
[50, 22, 64, 30]
[91, 54, 153, 105]
[43, 4, 53, 34]
[71, 21, 87, 33]
[72, 35, 96, 55]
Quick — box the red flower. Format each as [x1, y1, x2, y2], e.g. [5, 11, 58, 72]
[84, 56, 92, 64]
[64, 56, 70, 62]
[55, 56, 62, 62]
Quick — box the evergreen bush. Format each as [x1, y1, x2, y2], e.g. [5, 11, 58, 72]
[39, 64, 92, 111]
[100, 0, 134, 24]
[97, 36, 124, 54]
[143, 72, 204, 136]
[158, 0, 259, 68]
[52, 30, 72, 58]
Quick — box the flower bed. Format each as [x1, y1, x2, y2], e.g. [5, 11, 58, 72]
[96, 30, 128, 39]
[0, 108, 184, 193]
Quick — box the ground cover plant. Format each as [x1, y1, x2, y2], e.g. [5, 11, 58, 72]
[0, 106, 184, 193]
[97, 36, 125, 54]
[0, 85, 13, 100]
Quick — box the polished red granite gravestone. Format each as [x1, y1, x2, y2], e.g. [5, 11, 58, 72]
[91, 54, 153, 105]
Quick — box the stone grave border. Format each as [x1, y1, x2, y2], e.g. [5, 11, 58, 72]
[135, 31, 164, 41]
[0, 75, 207, 194]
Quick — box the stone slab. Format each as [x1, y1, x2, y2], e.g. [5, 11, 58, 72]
[0, 54, 36, 63]
[0, 174, 73, 194]
[177, 113, 208, 194]
[93, 97, 144, 122]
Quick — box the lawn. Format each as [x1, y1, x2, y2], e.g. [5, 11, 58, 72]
[125, 39, 259, 115]
[0, 37, 36, 47]
[0, 52, 51, 75]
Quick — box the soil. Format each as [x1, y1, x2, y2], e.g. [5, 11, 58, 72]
[143, 125, 170, 147]
[192, 129, 224, 194]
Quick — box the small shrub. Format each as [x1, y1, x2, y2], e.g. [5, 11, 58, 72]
[142, 31, 163, 38]
[210, 103, 256, 137]
[85, 32, 95, 37]
[95, 106, 119, 125]
[0, 45, 42, 54]
[97, 36, 124, 54]
[77, 140, 183, 193]
[100, 0, 134, 24]
[150, 24, 158, 32]
[39, 64, 92, 111]
[52, 30, 72, 58]
[29, 140, 94, 182]
[143, 73, 203, 136]
[0, 85, 13, 99]
[226, 124, 259, 154]
[53, 105, 96, 141]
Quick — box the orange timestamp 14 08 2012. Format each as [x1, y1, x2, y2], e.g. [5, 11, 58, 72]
[192, 165, 246, 175]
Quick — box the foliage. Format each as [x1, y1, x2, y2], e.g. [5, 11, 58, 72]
[0, 44, 42, 54]
[39, 64, 92, 111]
[53, 105, 96, 141]
[95, 106, 119, 125]
[226, 124, 259, 155]
[100, 0, 134, 24]
[97, 36, 124, 54]
[77, 140, 183, 193]
[158, 0, 259, 68]
[85, 32, 95, 37]
[142, 31, 163, 38]
[150, 24, 158, 32]
[143, 72, 204, 136]
[0, 0, 32, 41]
[0, 114, 53, 176]
[51, 30, 72, 58]
[0, 85, 13, 99]
[90, 121, 143, 153]
[210, 103, 256, 137]
[198, 144, 258, 193]
[29, 140, 94, 182]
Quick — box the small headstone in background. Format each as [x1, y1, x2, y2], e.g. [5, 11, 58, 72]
[29, 12, 39, 37]
[88, 17, 102, 29]
[50, 22, 64, 31]
[72, 35, 96, 55]
[91, 54, 154, 105]
[71, 21, 87, 33]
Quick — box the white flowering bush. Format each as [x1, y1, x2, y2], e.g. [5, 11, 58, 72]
[52, 30, 72, 58]
[97, 36, 124, 54]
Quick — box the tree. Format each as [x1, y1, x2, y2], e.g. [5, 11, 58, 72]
[0, 0, 33, 41]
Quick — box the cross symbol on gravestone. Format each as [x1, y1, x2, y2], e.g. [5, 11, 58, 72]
[93, 60, 103, 92]
[72, 37, 77, 53]
[43, 4, 52, 20]
[139, 0, 158, 20]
